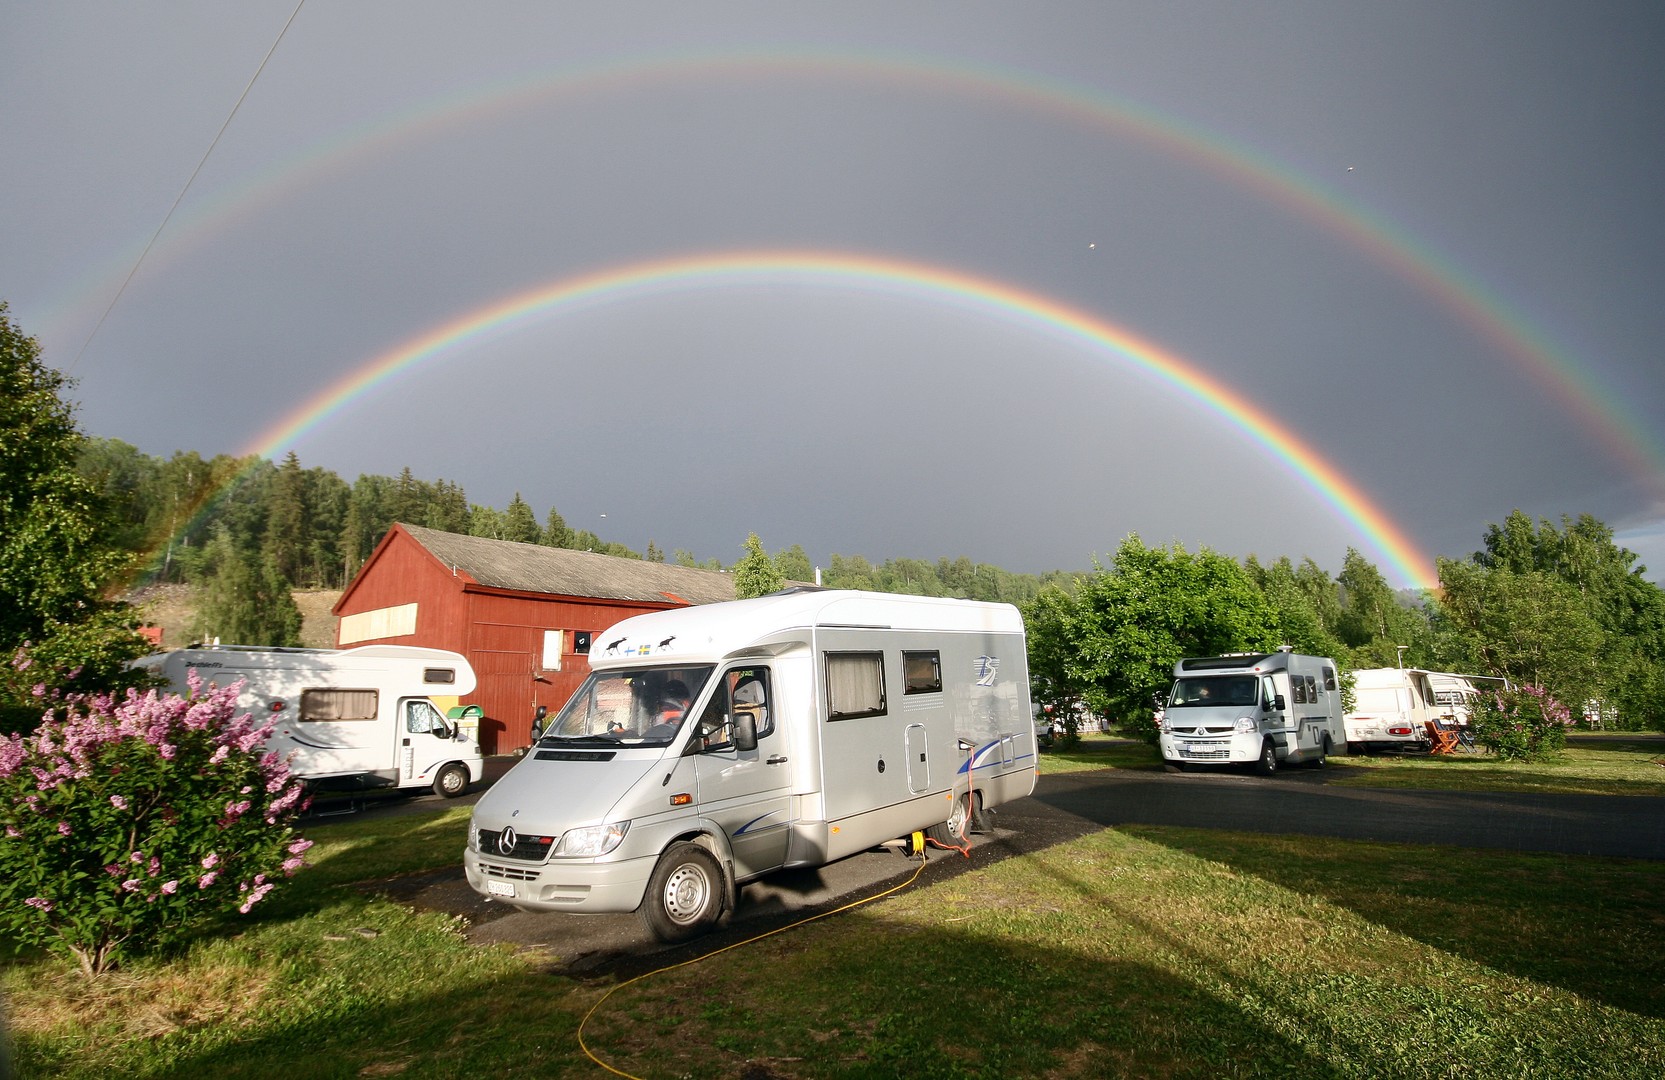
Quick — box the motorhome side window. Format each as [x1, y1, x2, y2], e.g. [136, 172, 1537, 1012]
[422, 668, 455, 684]
[825, 652, 886, 721]
[405, 699, 447, 734]
[300, 688, 377, 722]
[694, 667, 773, 750]
[1293, 676, 1310, 705]
[902, 651, 941, 694]
[1322, 666, 1338, 692]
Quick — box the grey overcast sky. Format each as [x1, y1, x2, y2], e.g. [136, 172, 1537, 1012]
[5, 1, 1664, 587]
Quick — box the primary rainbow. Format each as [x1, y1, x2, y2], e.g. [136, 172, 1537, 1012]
[244, 250, 1439, 588]
[49, 47, 1664, 493]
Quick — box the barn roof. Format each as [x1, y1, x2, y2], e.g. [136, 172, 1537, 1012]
[398, 523, 738, 606]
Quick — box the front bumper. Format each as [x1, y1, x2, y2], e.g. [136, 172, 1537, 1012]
[463, 847, 656, 914]
[1159, 730, 1267, 764]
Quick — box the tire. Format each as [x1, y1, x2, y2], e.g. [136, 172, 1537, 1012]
[1254, 738, 1279, 776]
[1163, 760, 1189, 773]
[1308, 734, 1331, 769]
[432, 762, 470, 798]
[641, 843, 725, 943]
[926, 793, 973, 845]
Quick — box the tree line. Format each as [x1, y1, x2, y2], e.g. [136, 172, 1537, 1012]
[1026, 519, 1665, 736]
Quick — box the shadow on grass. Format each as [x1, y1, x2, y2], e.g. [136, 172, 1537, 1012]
[88, 923, 1344, 1080]
[1125, 824, 1665, 1020]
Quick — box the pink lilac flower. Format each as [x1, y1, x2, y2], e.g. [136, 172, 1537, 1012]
[23, 897, 53, 912]
[109, 794, 129, 810]
[6, 826, 21, 839]
[56, 821, 71, 836]
[161, 880, 179, 895]
[287, 838, 314, 855]
[121, 879, 140, 892]
[281, 856, 305, 875]
[237, 882, 275, 913]
[202, 852, 219, 869]
[198, 871, 218, 889]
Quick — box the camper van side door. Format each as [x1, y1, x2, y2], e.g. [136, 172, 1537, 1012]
[691, 667, 792, 881]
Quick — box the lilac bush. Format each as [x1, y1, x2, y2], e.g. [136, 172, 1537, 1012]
[0, 672, 312, 977]
[1469, 684, 1575, 761]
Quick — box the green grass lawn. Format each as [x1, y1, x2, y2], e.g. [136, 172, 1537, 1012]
[1042, 730, 1665, 797]
[7, 798, 1664, 1078]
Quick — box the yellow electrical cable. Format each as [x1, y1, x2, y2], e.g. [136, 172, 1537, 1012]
[578, 849, 934, 1079]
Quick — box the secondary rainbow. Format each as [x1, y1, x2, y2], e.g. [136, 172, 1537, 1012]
[245, 250, 1439, 588]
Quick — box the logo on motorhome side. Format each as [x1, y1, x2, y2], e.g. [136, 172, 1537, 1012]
[975, 656, 1000, 686]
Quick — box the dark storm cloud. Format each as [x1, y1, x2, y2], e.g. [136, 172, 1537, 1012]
[3, 1, 1663, 582]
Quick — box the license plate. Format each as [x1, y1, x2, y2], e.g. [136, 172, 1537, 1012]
[1183, 741, 1214, 753]
[487, 880, 515, 898]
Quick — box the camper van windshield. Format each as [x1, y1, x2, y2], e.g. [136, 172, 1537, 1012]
[1170, 676, 1258, 708]
[540, 666, 714, 749]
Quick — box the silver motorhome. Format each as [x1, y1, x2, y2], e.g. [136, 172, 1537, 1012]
[136, 644, 482, 796]
[463, 589, 1035, 941]
[1158, 651, 1344, 774]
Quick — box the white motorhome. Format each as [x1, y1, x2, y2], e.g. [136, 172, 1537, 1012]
[1158, 651, 1345, 774]
[463, 589, 1035, 942]
[137, 644, 482, 797]
[1345, 668, 1498, 752]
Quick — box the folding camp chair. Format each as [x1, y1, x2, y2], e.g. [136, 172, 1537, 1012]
[1424, 720, 1460, 755]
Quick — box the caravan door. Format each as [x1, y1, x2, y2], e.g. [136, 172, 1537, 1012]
[691, 666, 792, 880]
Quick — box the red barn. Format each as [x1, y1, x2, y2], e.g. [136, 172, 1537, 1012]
[333, 523, 737, 754]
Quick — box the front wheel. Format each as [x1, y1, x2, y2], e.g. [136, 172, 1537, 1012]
[641, 843, 725, 943]
[432, 762, 470, 798]
[1254, 738, 1279, 776]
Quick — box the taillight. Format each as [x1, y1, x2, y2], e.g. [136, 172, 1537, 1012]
[1388, 725, 1413, 736]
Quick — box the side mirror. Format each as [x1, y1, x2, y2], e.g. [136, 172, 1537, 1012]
[733, 711, 759, 753]
[1264, 694, 1286, 712]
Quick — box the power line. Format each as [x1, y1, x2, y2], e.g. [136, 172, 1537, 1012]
[68, 0, 307, 372]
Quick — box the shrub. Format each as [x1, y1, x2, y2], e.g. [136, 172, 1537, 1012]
[1469, 684, 1574, 761]
[0, 673, 312, 977]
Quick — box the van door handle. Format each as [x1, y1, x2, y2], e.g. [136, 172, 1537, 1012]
[766, 755, 789, 765]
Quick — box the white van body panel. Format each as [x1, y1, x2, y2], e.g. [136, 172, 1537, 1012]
[135, 644, 482, 793]
[1158, 652, 1345, 769]
[463, 590, 1035, 916]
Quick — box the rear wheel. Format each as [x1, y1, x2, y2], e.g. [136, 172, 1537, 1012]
[641, 843, 724, 943]
[432, 762, 470, 798]
[926, 793, 972, 845]
[1307, 734, 1331, 769]
[1254, 738, 1279, 776]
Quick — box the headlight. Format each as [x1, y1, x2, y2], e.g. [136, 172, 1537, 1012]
[1234, 716, 1257, 734]
[554, 822, 628, 858]
[1157, 712, 1170, 734]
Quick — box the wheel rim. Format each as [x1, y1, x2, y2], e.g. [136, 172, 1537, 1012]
[661, 862, 712, 924]
[948, 795, 970, 838]
[441, 767, 465, 794]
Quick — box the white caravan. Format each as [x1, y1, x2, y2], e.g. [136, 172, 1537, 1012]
[137, 644, 482, 797]
[462, 590, 1035, 942]
[1158, 651, 1345, 774]
[1345, 668, 1496, 752]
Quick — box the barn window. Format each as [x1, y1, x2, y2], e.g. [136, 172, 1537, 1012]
[300, 688, 378, 722]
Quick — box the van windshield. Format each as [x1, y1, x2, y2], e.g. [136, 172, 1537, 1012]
[1169, 676, 1258, 708]
[540, 666, 714, 749]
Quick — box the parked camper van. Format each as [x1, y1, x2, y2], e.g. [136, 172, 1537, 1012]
[1345, 668, 1495, 752]
[463, 590, 1035, 942]
[1158, 651, 1344, 774]
[137, 644, 482, 796]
